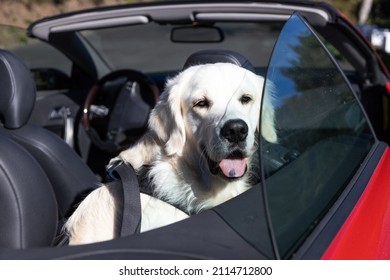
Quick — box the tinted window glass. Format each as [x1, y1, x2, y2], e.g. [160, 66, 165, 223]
[261, 14, 375, 258]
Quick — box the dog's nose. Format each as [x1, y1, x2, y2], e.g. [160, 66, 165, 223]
[221, 119, 248, 143]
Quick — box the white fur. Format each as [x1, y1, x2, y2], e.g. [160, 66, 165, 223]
[65, 63, 276, 244]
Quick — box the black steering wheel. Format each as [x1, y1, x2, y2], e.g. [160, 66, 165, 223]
[82, 69, 159, 154]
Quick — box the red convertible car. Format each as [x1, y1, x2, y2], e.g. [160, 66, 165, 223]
[0, 0, 389, 260]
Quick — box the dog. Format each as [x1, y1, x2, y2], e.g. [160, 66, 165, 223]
[65, 62, 277, 245]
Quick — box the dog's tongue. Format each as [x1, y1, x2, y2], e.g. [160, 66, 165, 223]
[219, 158, 246, 178]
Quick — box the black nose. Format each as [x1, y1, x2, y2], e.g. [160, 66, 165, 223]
[221, 119, 248, 143]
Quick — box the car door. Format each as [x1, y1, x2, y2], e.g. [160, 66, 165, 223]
[261, 13, 389, 259]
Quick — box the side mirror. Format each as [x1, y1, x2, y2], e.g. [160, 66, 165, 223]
[31, 68, 70, 91]
[171, 26, 224, 43]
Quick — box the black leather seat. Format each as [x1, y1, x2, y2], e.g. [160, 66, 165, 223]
[0, 134, 58, 248]
[0, 49, 99, 219]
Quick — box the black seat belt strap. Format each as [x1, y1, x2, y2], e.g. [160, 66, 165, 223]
[110, 162, 141, 236]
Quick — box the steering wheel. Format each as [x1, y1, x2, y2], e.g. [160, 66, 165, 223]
[82, 69, 159, 154]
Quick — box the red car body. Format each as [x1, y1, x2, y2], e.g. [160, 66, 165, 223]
[323, 147, 390, 259]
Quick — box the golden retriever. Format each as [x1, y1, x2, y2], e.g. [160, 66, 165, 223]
[65, 62, 277, 245]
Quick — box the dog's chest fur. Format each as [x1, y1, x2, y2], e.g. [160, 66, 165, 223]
[139, 157, 250, 215]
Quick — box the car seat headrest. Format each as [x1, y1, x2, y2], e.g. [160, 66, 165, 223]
[0, 49, 36, 129]
[183, 49, 256, 74]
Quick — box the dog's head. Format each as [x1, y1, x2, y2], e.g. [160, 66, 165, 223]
[148, 63, 277, 181]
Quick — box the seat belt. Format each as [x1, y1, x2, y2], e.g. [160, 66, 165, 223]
[109, 161, 142, 236]
[55, 161, 141, 246]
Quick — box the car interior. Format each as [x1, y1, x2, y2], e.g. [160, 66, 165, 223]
[0, 2, 388, 259]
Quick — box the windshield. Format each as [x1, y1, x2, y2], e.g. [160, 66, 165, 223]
[80, 22, 284, 73]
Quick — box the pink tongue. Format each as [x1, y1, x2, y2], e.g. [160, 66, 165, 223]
[219, 158, 247, 178]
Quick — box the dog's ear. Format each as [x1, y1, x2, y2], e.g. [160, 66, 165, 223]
[148, 76, 186, 156]
[260, 79, 278, 143]
[261, 106, 277, 143]
[115, 72, 187, 168]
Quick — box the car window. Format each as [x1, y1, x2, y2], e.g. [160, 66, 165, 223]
[261, 13, 375, 258]
[317, 35, 355, 72]
[0, 24, 72, 94]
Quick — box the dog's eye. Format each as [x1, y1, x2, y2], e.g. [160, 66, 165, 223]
[240, 94, 253, 104]
[193, 98, 210, 109]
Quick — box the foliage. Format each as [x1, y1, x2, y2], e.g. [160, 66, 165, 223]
[313, 0, 389, 26]
[370, 0, 390, 26]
